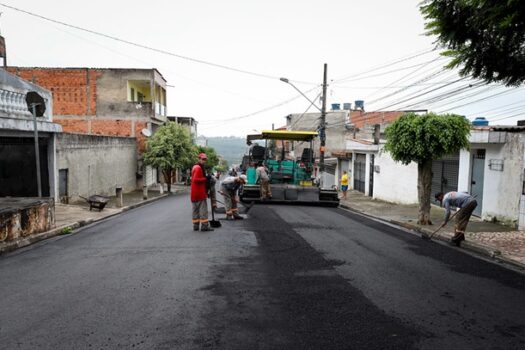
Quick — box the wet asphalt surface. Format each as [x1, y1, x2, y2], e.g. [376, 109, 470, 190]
[1, 194, 525, 349]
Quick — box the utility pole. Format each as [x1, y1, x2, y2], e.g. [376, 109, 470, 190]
[31, 104, 42, 197]
[319, 63, 328, 174]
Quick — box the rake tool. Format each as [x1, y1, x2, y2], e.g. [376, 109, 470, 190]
[421, 210, 460, 241]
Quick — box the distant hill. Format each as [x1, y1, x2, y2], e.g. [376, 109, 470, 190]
[206, 136, 246, 167]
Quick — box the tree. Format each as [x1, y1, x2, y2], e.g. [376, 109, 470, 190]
[143, 122, 195, 192]
[196, 145, 219, 172]
[385, 113, 470, 225]
[421, 0, 525, 86]
[215, 158, 229, 173]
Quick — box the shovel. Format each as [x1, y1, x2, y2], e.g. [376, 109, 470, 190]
[209, 201, 221, 228]
[215, 198, 254, 215]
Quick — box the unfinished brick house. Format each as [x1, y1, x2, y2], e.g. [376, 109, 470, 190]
[6, 67, 168, 153]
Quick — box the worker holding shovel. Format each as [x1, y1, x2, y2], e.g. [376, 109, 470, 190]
[435, 192, 478, 246]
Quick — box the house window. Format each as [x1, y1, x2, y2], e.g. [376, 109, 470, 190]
[137, 92, 144, 103]
[130, 88, 135, 102]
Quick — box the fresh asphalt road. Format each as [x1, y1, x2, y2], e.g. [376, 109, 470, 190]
[1, 194, 525, 349]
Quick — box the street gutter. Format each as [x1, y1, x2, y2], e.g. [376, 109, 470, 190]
[339, 204, 525, 272]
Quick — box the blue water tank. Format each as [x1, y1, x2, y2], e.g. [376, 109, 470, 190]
[355, 100, 365, 110]
[343, 102, 352, 110]
[472, 117, 489, 126]
[331, 103, 340, 110]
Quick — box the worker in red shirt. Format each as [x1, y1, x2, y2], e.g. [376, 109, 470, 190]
[191, 153, 213, 231]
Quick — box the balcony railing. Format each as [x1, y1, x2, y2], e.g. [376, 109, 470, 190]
[0, 89, 32, 118]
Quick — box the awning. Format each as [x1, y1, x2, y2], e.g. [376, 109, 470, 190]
[247, 130, 318, 142]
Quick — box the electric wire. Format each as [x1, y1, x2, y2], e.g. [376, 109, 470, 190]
[333, 48, 436, 82]
[0, 2, 315, 85]
[436, 87, 525, 113]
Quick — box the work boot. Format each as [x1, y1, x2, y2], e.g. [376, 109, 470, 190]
[201, 224, 214, 232]
[451, 232, 465, 246]
[193, 223, 200, 231]
[233, 213, 244, 220]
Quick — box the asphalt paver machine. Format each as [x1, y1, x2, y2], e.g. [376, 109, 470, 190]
[239, 130, 339, 207]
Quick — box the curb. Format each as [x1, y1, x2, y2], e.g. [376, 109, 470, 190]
[0, 192, 179, 255]
[339, 204, 525, 271]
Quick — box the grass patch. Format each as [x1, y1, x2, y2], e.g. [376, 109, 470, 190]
[60, 227, 73, 235]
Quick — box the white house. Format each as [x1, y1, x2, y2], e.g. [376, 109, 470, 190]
[340, 138, 419, 204]
[457, 126, 525, 229]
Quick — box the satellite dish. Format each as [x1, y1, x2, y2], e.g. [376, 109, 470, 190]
[141, 128, 152, 137]
[25, 91, 46, 117]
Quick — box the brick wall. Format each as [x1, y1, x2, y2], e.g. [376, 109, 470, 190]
[7, 67, 99, 116]
[135, 122, 147, 153]
[350, 111, 404, 129]
[91, 120, 133, 137]
[7, 67, 153, 153]
[54, 118, 89, 134]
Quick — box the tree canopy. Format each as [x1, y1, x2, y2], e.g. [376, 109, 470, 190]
[421, 0, 525, 86]
[196, 145, 219, 172]
[385, 112, 471, 225]
[385, 112, 471, 165]
[143, 122, 195, 190]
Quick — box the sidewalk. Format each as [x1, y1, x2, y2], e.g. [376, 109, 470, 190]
[339, 190, 525, 269]
[0, 185, 189, 254]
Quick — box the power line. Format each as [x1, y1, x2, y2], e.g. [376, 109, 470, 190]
[335, 58, 442, 83]
[436, 87, 525, 113]
[489, 111, 525, 123]
[466, 100, 525, 117]
[363, 57, 448, 100]
[366, 68, 452, 106]
[0, 2, 314, 85]
[374, 77, 468, 111]
[333, 48, 436, 82]
[199, 86, 320, 129]
[398, 82, 488, 110]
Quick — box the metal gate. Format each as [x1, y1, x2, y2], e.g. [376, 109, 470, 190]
[369, 154, 375, 197]
[354, 153, 366, 193]
[431, 153, 459, 199]
[59, 169, 69, 203]
[0, 137, 50, 197]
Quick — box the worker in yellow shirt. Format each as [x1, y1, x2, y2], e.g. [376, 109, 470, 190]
[340, 170, 349, 200]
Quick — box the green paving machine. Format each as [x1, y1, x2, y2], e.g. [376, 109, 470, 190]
[239, 130, 339, 206]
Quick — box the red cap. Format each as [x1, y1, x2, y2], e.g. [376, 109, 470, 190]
[198, 153, 207, 159]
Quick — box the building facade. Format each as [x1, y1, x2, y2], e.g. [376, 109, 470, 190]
[0, 69, 61, 200]
[457, 126, 525, 228]
[7, 67, 168, 190]
[6, 67, 168, 153]
[168, 116, 198, 138]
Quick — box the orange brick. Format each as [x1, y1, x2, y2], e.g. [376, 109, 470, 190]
[55, 119, 89, 134]
[91, 119, 133, 137]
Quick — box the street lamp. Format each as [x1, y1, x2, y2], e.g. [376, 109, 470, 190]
[279, 78, 322, 113]
[280, 64, 328, 181]
[25, 91, 47, 197]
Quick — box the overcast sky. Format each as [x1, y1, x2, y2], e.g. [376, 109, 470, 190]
[3, 0, 525, 137]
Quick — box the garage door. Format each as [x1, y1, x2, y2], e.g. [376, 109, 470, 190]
[0, 137, 50, 197]
[431, 153, 459, 199]
[354, 153, 366, 193]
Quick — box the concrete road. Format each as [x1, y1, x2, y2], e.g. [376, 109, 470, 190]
[1, 195, 524, 349]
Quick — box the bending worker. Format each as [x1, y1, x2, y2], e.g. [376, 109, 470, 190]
[190, 153, 214, 232]
[435, 191, 477, 246]
[220, 175, 247, 220]
[256, 162, 272, 200]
